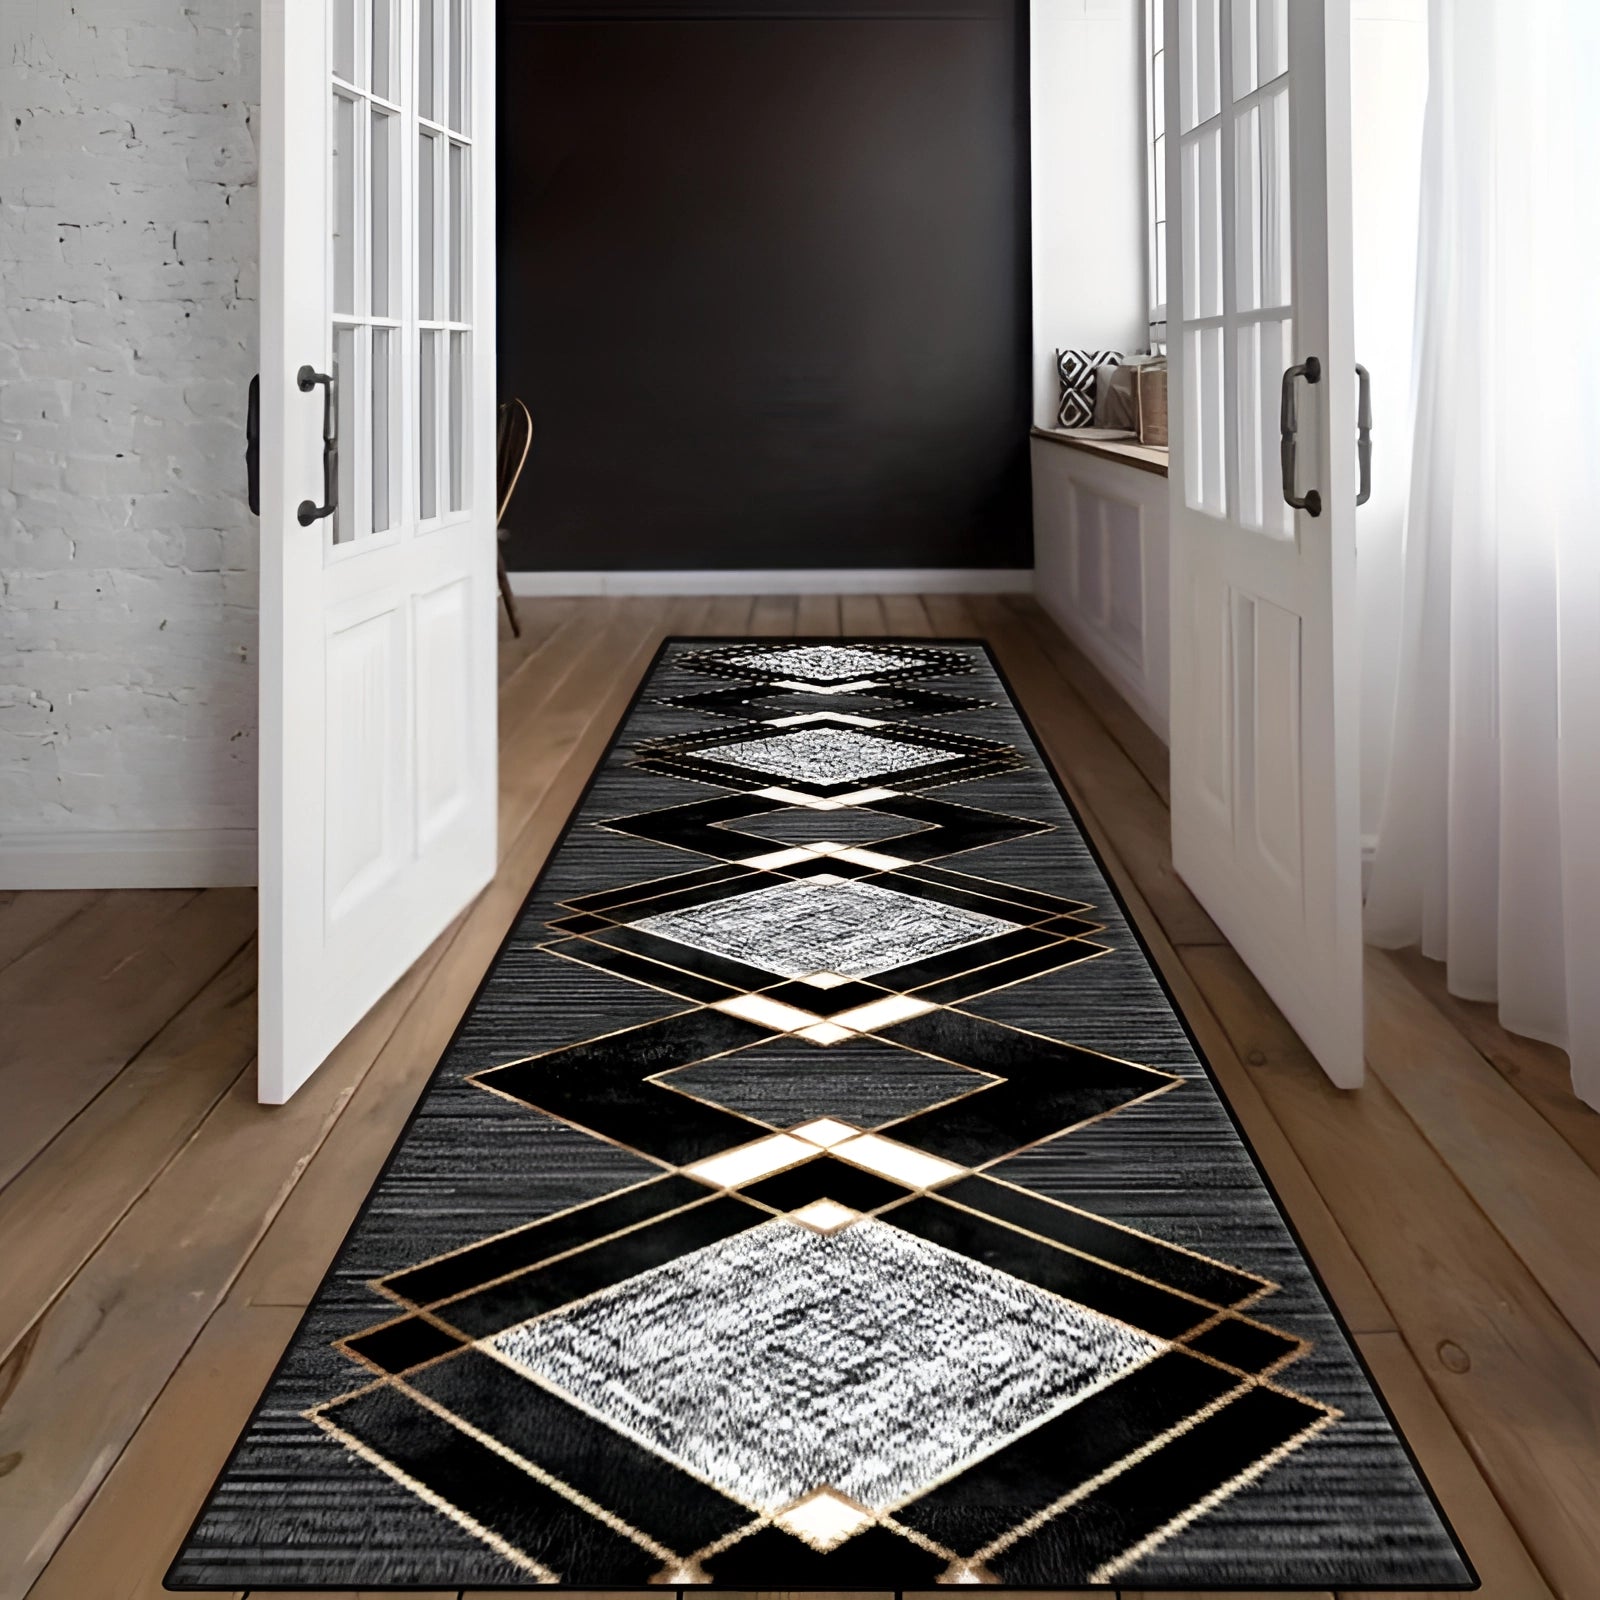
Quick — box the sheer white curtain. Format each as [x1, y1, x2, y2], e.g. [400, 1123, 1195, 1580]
[1364, 0, 1600, 1109]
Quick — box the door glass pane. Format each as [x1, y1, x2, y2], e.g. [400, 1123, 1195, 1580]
[449, 332, 468, 512]
[332, 92, 358, 316]
[1179, 0, 1220, 132]
[1232, 0, 1287, 98]
[372, 327, 394, 533]
[448, 140, 469, 322]
[1182, 126, 1222, 319]
[1235, 317, 1292, 536]
[418, 129, 438, 320]
[449, 0, 470, 134]
[1235, 86, 1291, 311]
[371, 109, 396, 317]
[419, 330, 439, 520]
[1258, 0, 1287, 87]
[333, 0, 357, 83]
[419, 0, 438, 121]
[332, 326, 359, 544]
[372, 0, 395, 99]
[1231, 0, 1257, 95]
[1184, 324, 1226, 516]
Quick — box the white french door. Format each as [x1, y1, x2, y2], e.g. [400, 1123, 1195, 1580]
[1164, 0, 1364, 1087]
[258, 0, 497, 1102]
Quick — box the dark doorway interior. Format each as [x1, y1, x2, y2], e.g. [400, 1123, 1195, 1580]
[497, 0, 1031, 574]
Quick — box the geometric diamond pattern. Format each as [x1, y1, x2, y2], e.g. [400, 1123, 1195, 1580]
[634, 876, 1019, 980]
[490, 1217, 1165, 1514]
[171, 639, 1470, 1595]
[369, 642, 1329, 1580]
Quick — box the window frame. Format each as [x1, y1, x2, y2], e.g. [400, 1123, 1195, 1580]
[1144, 0, 1168, 353]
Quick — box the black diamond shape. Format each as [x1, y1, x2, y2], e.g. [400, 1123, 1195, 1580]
[876, 1009, 1178, 1166]
[660, 1033, 993, 1128]
[738, 1152, 913, 1212]
[657, 683, 992, 721]
[724, 805, 936, 848]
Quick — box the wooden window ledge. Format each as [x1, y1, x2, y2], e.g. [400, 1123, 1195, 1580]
[1031, 426, 1169, 478]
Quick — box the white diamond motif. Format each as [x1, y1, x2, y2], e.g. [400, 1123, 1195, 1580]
[492, 1218, 1162, 1514]
[634, 877, 1018, 980]
[739, 645, 929, 682]
[711, 726, 954, 787]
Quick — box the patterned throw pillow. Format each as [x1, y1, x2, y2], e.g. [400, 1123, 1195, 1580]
[1056, 349, 1123, 428]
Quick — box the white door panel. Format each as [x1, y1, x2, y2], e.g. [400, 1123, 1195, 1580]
[1166, 0, 1363, 1087]
[259, 0, 496, 1101]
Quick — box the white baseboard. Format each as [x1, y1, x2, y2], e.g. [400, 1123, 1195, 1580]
[0, 828, 258, 890]
[509, 568, 1035, 598]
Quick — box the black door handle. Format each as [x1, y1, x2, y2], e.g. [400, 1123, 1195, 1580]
[296, 364, 338, 527]
[1279, 355, 1322, 518]
[1355, 362, 1373, 506]
[245, 374, 260, 516]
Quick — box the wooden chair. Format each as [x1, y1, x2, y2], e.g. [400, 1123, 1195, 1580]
[495, 398, 534, 638]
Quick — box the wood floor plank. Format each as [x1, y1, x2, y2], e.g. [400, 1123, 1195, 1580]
[1343, 1330, 1556, 1600]
[902, 595, 934, 636]
[0, 1081, 338, 1591]
[1130, 1591, 1331, 1599]
[0, 886, 257, 1189]
[1365, 948, 1600, 1362]
[921, 591, 981, 636]
[908, 1590, 1099, 1599]
[0, 889, 101, 975]
[700, 594, 756, 634]
[840, 593, 885, 635]
[462, 1592, 653, 1599]
[0, 915, 461, 1597]
[1388, 946, 1600, 1180]
[880, 593, 933, 636]
[496, 600, 591, 711]
[496, 598, 621, 756]
[749, 594, 798, 635]
[1181, 943, 1600, 1600]
[795, 592, 840, 634]
[0, 940, 257, 1368]
[20, 1299, 297, 1600]
[1006, 594, 1170, 804]
[496, 600, 664, 844]
[970, 595, 1226, 946]
[496, 595, 577, 686]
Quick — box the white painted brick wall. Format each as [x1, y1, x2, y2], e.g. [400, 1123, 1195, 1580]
[0, 0, 260, 865]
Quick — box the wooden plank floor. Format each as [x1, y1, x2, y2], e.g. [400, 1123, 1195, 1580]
[3, 594, 1596, 1600]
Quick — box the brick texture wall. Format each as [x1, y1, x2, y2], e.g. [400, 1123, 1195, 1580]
[0, 0, 260, 867]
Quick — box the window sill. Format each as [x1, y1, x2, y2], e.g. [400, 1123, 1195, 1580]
[1031, 426, 1170, 478]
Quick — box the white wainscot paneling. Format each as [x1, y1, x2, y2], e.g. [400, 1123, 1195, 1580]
[1031, 437, 1170, 742]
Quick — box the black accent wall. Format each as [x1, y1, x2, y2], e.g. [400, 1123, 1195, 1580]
[497, 0, 1031, 573]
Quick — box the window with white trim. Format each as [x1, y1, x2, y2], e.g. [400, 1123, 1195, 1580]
[1145, 0, 1168, 353]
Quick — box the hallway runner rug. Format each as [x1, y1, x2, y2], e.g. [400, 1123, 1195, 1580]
[170, 639, 1472, 1591]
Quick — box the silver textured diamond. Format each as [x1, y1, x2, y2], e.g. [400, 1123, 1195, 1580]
[492, 1217, 1162, 1512]
[634, 876, 1017, 979]
[710, 726, 954, 786]
[739, 644, 929, 682]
